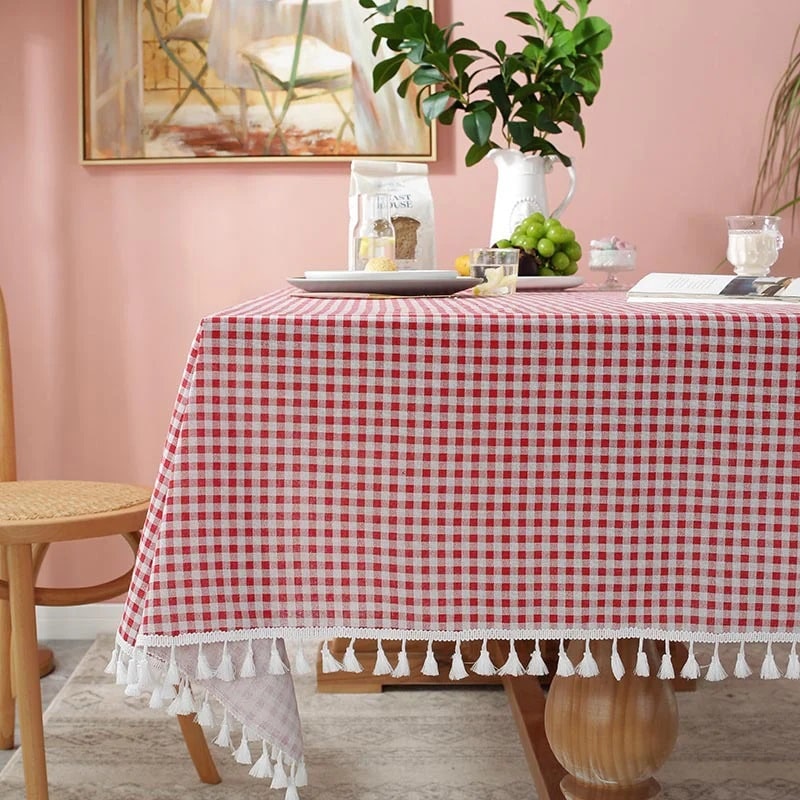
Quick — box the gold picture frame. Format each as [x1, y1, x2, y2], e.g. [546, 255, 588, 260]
[79, 0, 436, 165]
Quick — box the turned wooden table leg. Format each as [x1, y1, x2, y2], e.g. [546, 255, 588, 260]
[544, 639, 678, 800]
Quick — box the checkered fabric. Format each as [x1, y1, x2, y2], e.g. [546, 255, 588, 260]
[121, 289, 800, 648]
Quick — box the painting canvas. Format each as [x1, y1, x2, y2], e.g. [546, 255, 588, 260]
[80, 0, 435, 163]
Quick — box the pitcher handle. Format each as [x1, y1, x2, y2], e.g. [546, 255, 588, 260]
[550, 165, 577, 220]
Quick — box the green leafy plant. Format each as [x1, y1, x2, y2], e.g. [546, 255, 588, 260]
[359, 0, 612, 166]
[751, 23, 800, 226]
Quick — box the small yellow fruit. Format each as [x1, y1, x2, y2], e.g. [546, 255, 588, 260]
[454, 254, 470, 276]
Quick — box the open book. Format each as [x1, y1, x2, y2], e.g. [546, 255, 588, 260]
[627, 273, 800, 303]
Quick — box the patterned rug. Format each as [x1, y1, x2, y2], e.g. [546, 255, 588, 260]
[1, 637, 799, 799]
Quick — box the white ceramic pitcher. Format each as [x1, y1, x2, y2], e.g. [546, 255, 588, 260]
[488, 150, 577, 245]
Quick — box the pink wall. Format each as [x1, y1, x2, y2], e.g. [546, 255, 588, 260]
[1, 0, 798, 592]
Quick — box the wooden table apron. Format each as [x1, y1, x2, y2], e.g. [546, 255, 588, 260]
[116, 289, 800, 798]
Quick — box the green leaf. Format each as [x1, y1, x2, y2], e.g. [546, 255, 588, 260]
[495, 40, 507, 60]
[506, 11, 537, 26]
[559, 74, 582, 94]
[508, 120, 535, 148]
[486, 74, 512, 120]
[421, 90, 452, 122]
[372, 53, 408, 92]
[453, 52, 477, 76]
[448, 37, 481, 53]
[463, 108, 493, 145]
[465, 141, 493, 166]
[535, 109, 561, 134]
[412, 66, 445, 86]
[572, 17, 613, 55]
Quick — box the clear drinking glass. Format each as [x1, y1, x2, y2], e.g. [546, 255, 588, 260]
[469, 248, 520, 296]
[725, 215, 783, 277]
[354, 193, 396, 271]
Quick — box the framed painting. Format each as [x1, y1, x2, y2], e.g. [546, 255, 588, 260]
[80, 0, 436, 164]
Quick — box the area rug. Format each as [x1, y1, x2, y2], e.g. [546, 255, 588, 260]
[2, 637, 800, 799]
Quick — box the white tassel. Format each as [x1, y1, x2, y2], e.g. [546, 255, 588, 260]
[705, 642, 728, 682]
[372, 639, 393, 676]
[293, 644, 313, 675]
[271, 742, 280, 760]
[270, 751, 288, 790]
[680, 640, 701, 680]
[148, 685, 165, 709]
[734, 641, 752, 679]
[392, 639, 411, 678]
[343, 638, 364, 673]
[240, 639, 257, 678]
[556, 639, 575, 677]
[249, 740, 273, 779]
[526, 639, 548, 677]
[497, 639, 526, 676]
[760, 641, 781, 679]
[166, 645, 181, 686]
[124, 680, 142, 698]
[786, 642, 800, 679]
[137, 649, 157, 692]
[634, 637, 650, 677]
[657, 640, 675, 680]
[449, 640, 469, 680]
[471, 638, 497, 676]
[421, 639, 439, 676]
[285, 767, 300, 800]
[104, 646, 118, 675]
[115, 656, 128, 686]
[234, 728, 252, 765]
[216, 642, 236, 682]
[213, 709, 233, 748]
[159, 678, 177, 703]
[295, 759, 308, 787]
[610, 638, 626, 681]
[576, 639, 599, 678]
[321, 640, 343, 673]
[269, 638, 289, 675]
[126, 653, 138, 685]
[195, 642, 215, 680]
[196, 690, 216, 728]
[177, 681, 196, 715]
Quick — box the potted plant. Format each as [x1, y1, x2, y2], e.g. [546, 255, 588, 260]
[359, 0, 613, 265]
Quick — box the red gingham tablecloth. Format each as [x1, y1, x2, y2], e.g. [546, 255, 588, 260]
[115, 288, 800, 773]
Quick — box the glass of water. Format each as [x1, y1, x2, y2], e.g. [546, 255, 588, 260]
[469, 248, 520, 296]
[726, 215, 783, 277]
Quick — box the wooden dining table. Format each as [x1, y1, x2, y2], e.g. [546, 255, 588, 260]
[115, 287, 800, 799]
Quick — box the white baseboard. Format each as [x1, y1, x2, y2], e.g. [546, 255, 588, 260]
[35, 603, 124, 640]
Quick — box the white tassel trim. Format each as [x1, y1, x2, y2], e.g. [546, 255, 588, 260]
[526, 639, 548, 676]
[213, 708, 233, 749]
[734, 641, 752, 679]
[576, 639, 599, 678]
[167, 679, 195, 717]
[449, 640, 468, 680]
[471, 638, 497, 676]
[240, 639, 257, 678]
[705, 642, 728, 682]
[497, 639, 526, 676]
[249, 740, 273, 779]
[271, 751, 288, 790]
[166, 645, 180, 686]
[343, 638, 364, 673]
[295, 759, 308, 787]
[268, 637, 289, 675]
[372, 639, 393, 676]
[786, 642, 800, 679]
[320, 640, 343, 673]
[234, 728, 253, 765]
[634, 638, 650, 677]
[392, 639, 411, 678]
[216, 642, 236, 682]
[760, 641, 781, 680]
[195, 642, 215, 680]
[293, 644, 313, 675]
[610, 638, 625, 681]
[421, 639, 439, 676]
[556, 639, 575, 677]
[104, 646, 118, 676]
[657, 640, 675, 680]
[196, 690, 216, 728]
[680, 640, 701, 680]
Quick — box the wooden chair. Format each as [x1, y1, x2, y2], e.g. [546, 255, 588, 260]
[0, 287, 219, 798]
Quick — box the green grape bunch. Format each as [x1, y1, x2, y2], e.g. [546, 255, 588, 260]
[495, 213, 582, 277]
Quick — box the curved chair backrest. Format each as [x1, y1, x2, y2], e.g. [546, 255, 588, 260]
[0, 288, 16, 481]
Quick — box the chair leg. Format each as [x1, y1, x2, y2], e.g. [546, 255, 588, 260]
[0, 543, 14, 750]
[7, 543, 48, 799]
[177, 713, 221, 784]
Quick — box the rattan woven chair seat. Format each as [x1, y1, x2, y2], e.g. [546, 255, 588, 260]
[0, 481, 151, 522]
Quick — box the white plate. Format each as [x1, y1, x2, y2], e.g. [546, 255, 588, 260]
[517, 275, 585, 291]
[303, 269, 456, 280]
[288, 274, 481, 296]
